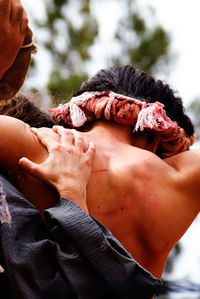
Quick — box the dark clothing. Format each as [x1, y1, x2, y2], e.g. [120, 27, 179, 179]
[0, 175, 161, 298]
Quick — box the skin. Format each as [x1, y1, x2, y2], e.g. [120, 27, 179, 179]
[1, 115, 200, 280]
[0, 0, 198, 291]
[0, 115, 95, 213]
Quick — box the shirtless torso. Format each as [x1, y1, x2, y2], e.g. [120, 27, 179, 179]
[0, 115, 199, 280]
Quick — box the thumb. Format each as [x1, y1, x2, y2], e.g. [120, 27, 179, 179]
[18, 157, 41, 179]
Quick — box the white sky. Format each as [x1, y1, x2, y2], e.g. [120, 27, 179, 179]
[22, 0, 200, 107]
[139, 0, 200, 107]
[21, 0, 200, 288]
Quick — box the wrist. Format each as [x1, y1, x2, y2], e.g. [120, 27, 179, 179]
[59, 187, 89, 214]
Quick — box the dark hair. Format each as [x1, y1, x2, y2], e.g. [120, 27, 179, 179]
[0, 93, 54, 128]
[74, 65, 194, 137]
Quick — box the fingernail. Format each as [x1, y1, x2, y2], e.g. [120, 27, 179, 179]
[31, 127, 37, 132]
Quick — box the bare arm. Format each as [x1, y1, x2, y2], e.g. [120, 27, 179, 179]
[0, 0, 28, 80]
[18, 126, 96, 213]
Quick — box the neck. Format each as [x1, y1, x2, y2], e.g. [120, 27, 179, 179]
[84, 121, 157, 153]
[84, 120, 133, 145]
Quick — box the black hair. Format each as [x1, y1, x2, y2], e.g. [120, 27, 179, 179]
[0, 93, 54, 128]
[74, 65, 194, 137]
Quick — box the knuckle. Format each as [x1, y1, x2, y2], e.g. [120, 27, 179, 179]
[85, 155, 92, 163]
[90, 144, 95, 151]
[77, 135, 83, 142]
[52, 143, 61, 151]
[64, 129, 72, 135]
[67, 147, 75, 154]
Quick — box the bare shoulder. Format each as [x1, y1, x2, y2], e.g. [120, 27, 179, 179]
[0, 115, 30, 165]
[0, 115, 47, 169]
[164, 148, 200, 169]
[122, 147, 200, 256]
[121, 146, 175, 182]
[164, 149, 200, 192]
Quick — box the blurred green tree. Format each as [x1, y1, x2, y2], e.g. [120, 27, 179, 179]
[31, 0, 171, 105]
[33, 0, 98, 104]
[188, 97, 200, 140]
[113, 0, 170, 75]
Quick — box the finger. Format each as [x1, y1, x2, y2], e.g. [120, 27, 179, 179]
[53, 125, 64, 133]
[38, 136, 59, 153]
[52, 125, 60, 132]
[0, 0, 11, 19]
[53, 126, 74, 146]
[18, 157, 41, 180]
[33, 129, 59, 152]
[72, 129, 85, 150]
[31, 127, 37, 135]
[85, 142, 96, 164]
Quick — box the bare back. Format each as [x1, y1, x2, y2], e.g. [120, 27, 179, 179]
[82, 123, 200, 278]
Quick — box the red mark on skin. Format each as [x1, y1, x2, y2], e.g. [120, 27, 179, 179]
[92, 169, 109, 174]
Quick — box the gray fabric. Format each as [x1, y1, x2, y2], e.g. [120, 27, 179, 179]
[0, 174, 161, 298]
[0, 179, 11, 223]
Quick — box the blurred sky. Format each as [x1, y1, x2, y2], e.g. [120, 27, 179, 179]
[21, 0, 200, 287]
[140, 0, 200, 106]
[21, 0, 200, 107]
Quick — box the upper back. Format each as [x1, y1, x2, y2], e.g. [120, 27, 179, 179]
[85, 133, 200, 277]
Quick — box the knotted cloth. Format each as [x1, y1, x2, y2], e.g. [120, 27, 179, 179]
[50, 91, 196, 158]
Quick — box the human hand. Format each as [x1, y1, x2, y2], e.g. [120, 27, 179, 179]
[18, 126, 96, 213]
[0, 0, 28, 79]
